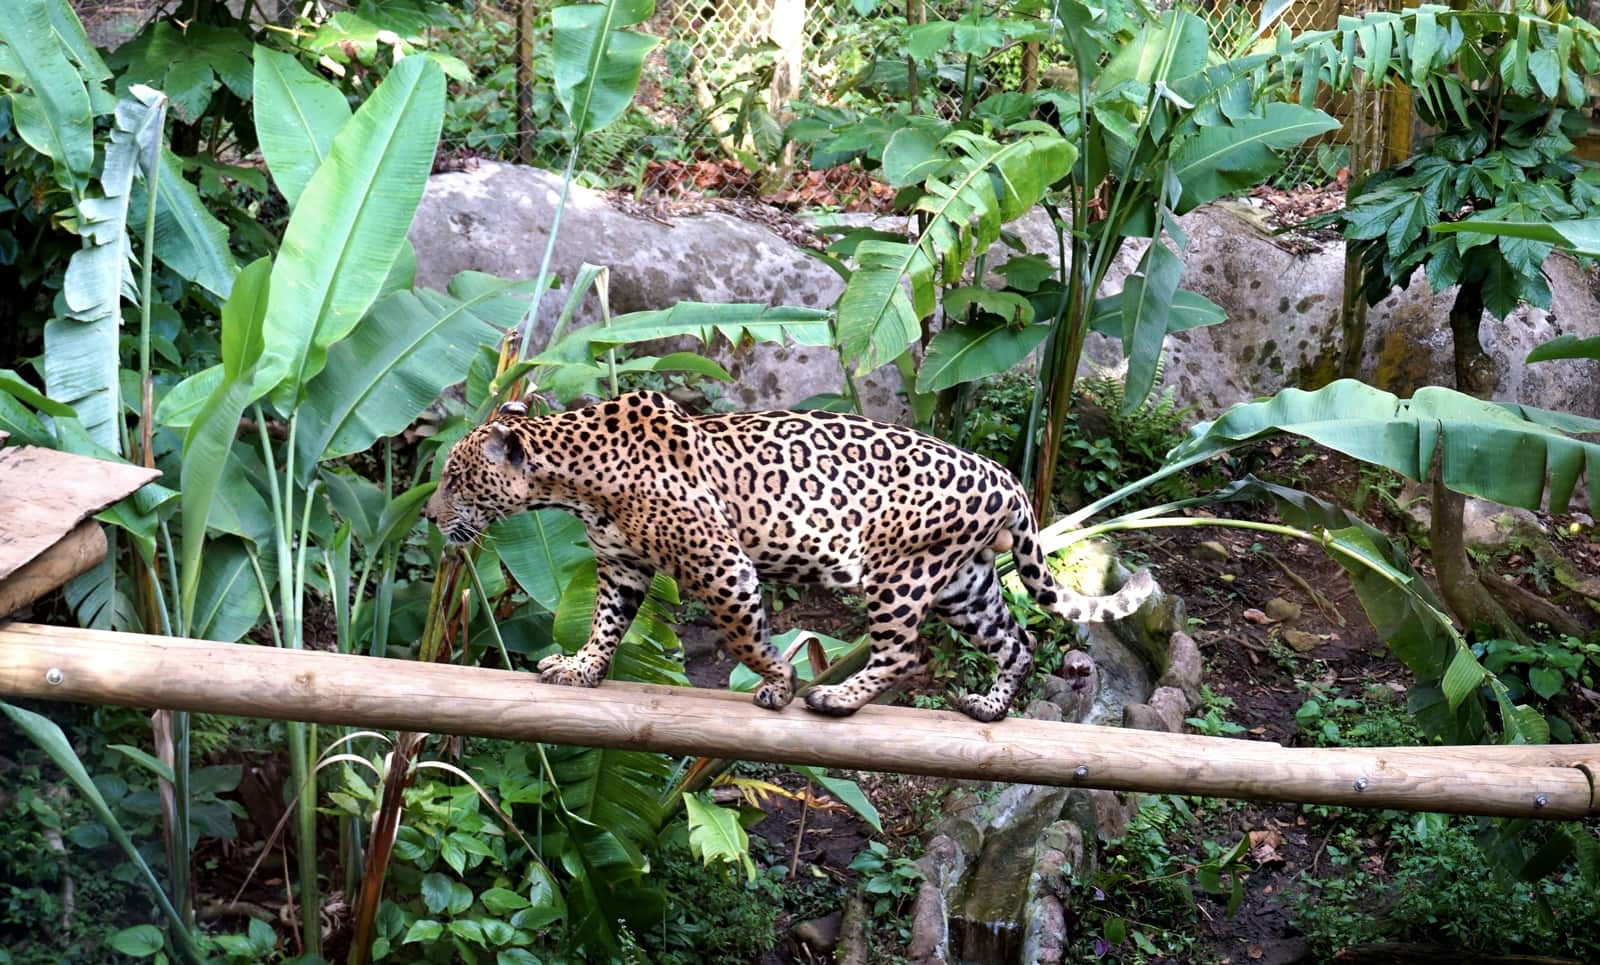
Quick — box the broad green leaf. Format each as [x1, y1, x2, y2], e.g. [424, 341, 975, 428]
[129, 148, 239, 299]
[1085, 288, 1227, 338]
[682, 792, 757, 880]
[552, 0, 659, 137]
[836, 131, 1075, 374]
[178, 257, 271, 635]
[568, 302, 834, 350]
[45, 85, 166, 452]
[155, 365, 224, 431]
[1527, 334, 1600, 364]
[1168, 379, 1600, 515]
[1119, 241, 1183, 413]
[1527, 666, 1565, 700]
[254, 54, 446, 408]
[1431, 218, 1600, 258]
[0, 0, 96, 196]
[881, 126, 946, 187]
[252, 45, 352, 208]
[491, 509, 591, 612]
[1168, 103, 1340, 212]
[192, 537, 265, 643]
[420, 873, 453, 914]
[1441, 647, 1487, 710]
[294, 274, 526, 477]
[0, 370, 74, 417]
[1097, 10, 1211, 91]
[481, 888, 530, 915]
[915, 323, 1051, 393]
[107, 925, 164, 957]
[790, 765, 883, 833]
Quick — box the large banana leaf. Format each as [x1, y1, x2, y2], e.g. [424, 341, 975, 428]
[1168, 379, 1600, 514]
[0, 0, 98, 197]
[1119, 241, 1183, 412]
[490, 510, 591, 613]
[915, 322, 1052, 393]
[253, 54, 445, 409]
[835, 130, 1076, 375]
[49, 87, 165, 451]
[191, 536, 266, 643]
[1085, 288, 1227, 338]
[1431, 218, 1600, 258]
[293, 272, 535, 478]
[552, 0, 660, 137]
[178, 258, 271, 634]
[251, 45, 351, 208]
[1168, 102, 1340, 212]
[129, 149, 239, 299]
[546, 302, 834, 353]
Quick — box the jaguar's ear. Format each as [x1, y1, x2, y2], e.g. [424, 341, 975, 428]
[497, 400, 529, 417]
[482, 424, 526, 468]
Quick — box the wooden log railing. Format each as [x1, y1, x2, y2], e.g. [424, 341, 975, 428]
[1, 622, 1595, 820]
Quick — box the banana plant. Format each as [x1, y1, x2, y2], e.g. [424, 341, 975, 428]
[1036, 378, 1599, 746]
[512, 0, 662, 359]
[793, 2, 1337, 506]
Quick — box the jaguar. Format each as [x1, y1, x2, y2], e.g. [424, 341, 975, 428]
[422, 391, 1153, 721]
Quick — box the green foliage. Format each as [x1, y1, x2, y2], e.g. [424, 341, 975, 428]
[848, 840, 923, 920]
[1294, 679, 1423, 748]
[1477, 634, 1600, 742]
[957, 372, 1194, 510]
[1064, 795, 1250, 963]
[644, 836, 811, 965]
[1293, 814, 1600, 960]
[1183, 686, 1247, 737]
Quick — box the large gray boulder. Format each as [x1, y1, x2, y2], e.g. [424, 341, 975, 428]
[409, 161, 1600, 422]
[407, 161, 906, 419]
[1069, 204, 1600, 418]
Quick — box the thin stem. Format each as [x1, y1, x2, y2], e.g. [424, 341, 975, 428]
[462, 554, 512, 668]
[246, 549, 283, 649]
[138, 146, 161, 468]
[514, 146, 582, 363]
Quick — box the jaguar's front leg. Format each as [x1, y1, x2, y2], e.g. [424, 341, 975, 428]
[538, 557, 652, 688]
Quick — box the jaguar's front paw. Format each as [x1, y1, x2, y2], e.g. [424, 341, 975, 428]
[954, 692, 1010, 723]
[537, 654, 599, 688]
[752, 663, 798, 711]
[802, 683, 866, 717]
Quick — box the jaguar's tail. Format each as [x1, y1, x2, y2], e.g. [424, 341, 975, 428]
[1007, 498, 1154, 624]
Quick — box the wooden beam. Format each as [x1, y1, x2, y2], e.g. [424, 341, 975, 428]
[0, 522, 107, 617]
[0, 445, 159, 580]
[1, 622, 1594, 820]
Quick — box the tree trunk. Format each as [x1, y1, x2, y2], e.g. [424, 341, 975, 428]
[1431, 281, 1523, 641]
[515, 0, 535, 166]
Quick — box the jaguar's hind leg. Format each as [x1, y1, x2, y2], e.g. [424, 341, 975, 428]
[933, 559, 1035, 722]
[803, 558, 945, 717]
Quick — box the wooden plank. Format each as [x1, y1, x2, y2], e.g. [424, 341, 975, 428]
[0, 522, 107, 616]
[0, 623, 1593, 820]
[0, 446, 159, 580]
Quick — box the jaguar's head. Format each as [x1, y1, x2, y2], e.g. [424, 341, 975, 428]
[423, 402, 535, 545]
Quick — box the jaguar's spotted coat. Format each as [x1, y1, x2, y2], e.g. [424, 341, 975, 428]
[423, 391, 1154, 721]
